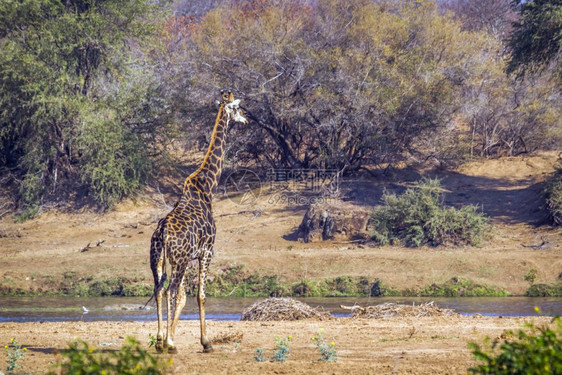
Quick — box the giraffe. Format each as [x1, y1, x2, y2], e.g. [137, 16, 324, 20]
[150, 91, 248, 354]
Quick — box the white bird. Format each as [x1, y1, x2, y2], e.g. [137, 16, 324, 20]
[82, 306, 90, 314]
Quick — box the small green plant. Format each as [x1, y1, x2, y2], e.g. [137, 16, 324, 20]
[311, 329, 337, 362]
[148, 333, 157, 348]
[272, 335, 292, 362]
[254, 347, 265, 362]
[469, 316, 562, 374]
[370, 178, 490, 247]
[5, 337, 27, 372]
[51, 336, 168, 374]
[524, 268, 538, 284]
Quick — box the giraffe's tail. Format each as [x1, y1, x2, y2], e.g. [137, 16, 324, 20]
[143, 269, 168, 309]
[144, 222, 169, 309]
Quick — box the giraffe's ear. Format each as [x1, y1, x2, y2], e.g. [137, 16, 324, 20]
[227, 91, 234, 102]
[214, 100, 221, 108]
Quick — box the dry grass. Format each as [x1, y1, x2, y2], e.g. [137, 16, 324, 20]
[241, 297, 332, 321]
[211, 331, 244, 344]
[342, 301, 458, 319]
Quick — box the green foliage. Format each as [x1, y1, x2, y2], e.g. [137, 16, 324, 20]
[206, 265, 291, 298]
[507, 0, 562, 79]
[292, 280, 323, 297]
[525, 283, 562, 297]
[272, 335, 291, 362]
[544, 167, 562, 226]
[51, 337, 168, 375]
[67, 277, 152, 297]
[4, 337, 27, 372]
[412, 277, 509, 297]
[0, 0, 165, 211]
[469, 317, 562, 374]
[524, 269, 539, 285]
[311, 330, 338, 363]
[147, 334, 157, 349]
[371, 179, 490, 247]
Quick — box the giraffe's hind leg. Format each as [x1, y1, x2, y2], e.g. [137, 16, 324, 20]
[149, 230, 166, 352]
[165, 266, 187, 354]
[197, 252, 213, 353]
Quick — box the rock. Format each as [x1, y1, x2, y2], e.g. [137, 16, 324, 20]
[296, 201, 371, 243]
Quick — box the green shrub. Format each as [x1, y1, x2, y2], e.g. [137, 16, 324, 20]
[525, 283, 562, 297]
[371, 178, 490, 247]
[469, 317, 562, 374]
[292, 280, 322, 297]
[51, 336, 168, 375]
[544, 167, 562, 226]
[524, 268, 538, 284]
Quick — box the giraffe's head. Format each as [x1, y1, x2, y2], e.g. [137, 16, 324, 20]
[221, 91, 248, 125]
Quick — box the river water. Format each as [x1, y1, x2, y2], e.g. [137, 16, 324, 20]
[0, 296, 560, 323]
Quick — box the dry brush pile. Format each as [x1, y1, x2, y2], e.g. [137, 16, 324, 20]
[341, 301, 458, 319]
[241, 298, 332, 321]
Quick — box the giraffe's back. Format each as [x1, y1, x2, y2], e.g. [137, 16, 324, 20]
[162, 199, 215, 265]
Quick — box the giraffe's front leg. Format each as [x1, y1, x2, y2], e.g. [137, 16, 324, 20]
[198, 256, 213, 353]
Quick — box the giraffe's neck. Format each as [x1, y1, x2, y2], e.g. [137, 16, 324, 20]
[185, 104, 229, 195]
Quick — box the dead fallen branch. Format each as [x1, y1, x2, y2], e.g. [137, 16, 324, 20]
[241, 297, 332, 321]
[341, 301, 458, 319]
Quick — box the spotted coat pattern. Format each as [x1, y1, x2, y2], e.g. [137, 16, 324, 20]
[149, 91, 247, 353]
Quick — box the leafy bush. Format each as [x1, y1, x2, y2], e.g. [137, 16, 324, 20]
[544, 167, 562, 226]
[51, 337, 168, 375]
[525, 283, 562, 297]
[371, 179, 490, 247]
[469, 317, 562, 374]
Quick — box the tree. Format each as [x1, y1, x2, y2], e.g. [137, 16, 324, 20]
[443, 0, 517, 40]
[507, 0, 562, 79]
[168, 0, 493, 171]
[0, 0, 166, 211]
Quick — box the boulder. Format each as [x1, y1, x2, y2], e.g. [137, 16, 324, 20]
[296, 201, 371, 242]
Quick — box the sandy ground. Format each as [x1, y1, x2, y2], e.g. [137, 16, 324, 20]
[0, 152, 560, 296]
[0, 315, 554, 374]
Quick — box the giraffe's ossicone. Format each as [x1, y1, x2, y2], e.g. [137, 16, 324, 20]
[149, 91, 248, 353]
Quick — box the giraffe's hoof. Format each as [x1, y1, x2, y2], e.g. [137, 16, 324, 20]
[167, 346, 178, 354]
[203, 345, 214, 353]
[155, 339, 164, 353]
